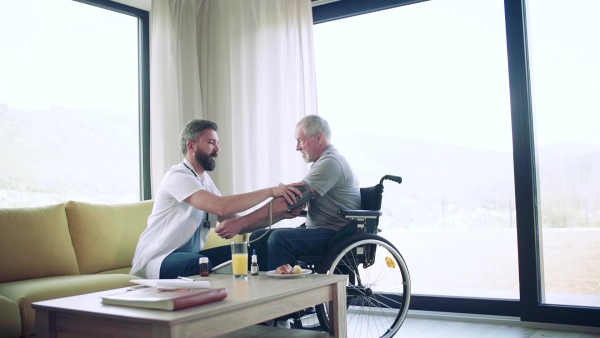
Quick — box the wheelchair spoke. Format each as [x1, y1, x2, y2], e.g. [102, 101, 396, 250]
[316, 234, 411, 338]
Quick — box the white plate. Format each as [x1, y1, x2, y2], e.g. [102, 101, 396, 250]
[266, 269, 312, 278]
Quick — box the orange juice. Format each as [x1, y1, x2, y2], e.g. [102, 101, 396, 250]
[232, 253, 248, 276]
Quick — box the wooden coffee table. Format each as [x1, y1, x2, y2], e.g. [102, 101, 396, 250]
[33, 273, 347, 338]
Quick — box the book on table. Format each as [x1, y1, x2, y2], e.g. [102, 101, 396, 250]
[130, 278, 211, 289]
[101, 287, 227, 311]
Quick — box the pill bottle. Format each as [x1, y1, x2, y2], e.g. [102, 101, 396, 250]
[199, 257, 209, 276]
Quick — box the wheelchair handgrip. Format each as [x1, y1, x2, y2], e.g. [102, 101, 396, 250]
[380, 175, 402, 185]
[338, 209, 382, 218]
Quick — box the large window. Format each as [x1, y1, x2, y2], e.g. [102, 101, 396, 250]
[313, 0, 600, 327]
[314, 0, 518, 299]
[527, 0, 600, 308]
[0, 0, 148, 208]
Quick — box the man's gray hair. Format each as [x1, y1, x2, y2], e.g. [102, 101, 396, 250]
[298, 115, 331, 142]
[180, 119, 218, 155]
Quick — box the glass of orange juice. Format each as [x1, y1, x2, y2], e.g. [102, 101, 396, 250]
[231, 242, 248, 278]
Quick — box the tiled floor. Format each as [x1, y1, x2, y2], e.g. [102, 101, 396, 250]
[393, 312, 600, 338]
[292, 310, 600, 338]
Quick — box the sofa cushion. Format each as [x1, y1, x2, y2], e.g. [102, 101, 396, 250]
[0, 274, 138, 338]
[0, 203, 79, 283]
[204, 228, 244, 249]
[65, 200, 153, 274]
[0, 295, 21, 338]
[95, 267, 134, 275]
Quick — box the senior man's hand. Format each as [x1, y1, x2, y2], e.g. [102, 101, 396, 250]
[214, 218, 243, 240]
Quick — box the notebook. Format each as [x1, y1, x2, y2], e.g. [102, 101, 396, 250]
[130, 279, 211, 289]
[101, 287, 227, 311]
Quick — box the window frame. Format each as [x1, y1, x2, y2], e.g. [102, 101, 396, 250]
[75, 0, 151, 201]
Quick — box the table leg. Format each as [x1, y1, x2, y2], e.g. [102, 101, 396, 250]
[329, 279, 347, 338]
[35, 309, 57, 338]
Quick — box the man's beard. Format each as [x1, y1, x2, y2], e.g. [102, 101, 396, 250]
[195, 150, 217, 171]
[301, 151, 313, 163]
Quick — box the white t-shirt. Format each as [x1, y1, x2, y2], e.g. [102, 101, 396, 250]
[130, 159, 221, 278]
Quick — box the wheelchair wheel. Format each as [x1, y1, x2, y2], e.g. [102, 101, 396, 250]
[291, 309, 322, 330]
[316, 234, 411, 338]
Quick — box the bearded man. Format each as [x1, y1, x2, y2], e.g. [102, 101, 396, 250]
[131, 119, 300, 279]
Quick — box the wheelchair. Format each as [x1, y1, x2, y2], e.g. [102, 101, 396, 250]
[290, 175, 411, 338]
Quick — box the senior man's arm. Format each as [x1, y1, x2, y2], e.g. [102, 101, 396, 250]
[214, 196, 303, 239]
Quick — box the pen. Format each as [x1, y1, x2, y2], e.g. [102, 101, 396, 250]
[177, 276, 195, 281]
[156, 286, 188, 291]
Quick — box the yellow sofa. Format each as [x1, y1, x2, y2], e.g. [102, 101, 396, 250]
[0, 200, 235, 338]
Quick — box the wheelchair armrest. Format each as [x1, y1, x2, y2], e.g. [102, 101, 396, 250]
[338, 209, 382, 218]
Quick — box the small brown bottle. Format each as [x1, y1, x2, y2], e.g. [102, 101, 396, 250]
[199, 257, 209, 276]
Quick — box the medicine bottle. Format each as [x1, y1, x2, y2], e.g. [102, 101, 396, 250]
[199, 257, 209, 276]
[251, 249, 259, 276]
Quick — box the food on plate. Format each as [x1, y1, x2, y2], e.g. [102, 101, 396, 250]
[276, 264, 293, 274]
[275, 264, 303, 274]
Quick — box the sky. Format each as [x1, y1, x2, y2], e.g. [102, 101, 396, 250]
[313, 0, 600, 151]
[0, 0, 138, 113]
[1, 0, 598, 150]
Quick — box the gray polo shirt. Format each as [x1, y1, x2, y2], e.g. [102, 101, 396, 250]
[303, 144, 361, 230]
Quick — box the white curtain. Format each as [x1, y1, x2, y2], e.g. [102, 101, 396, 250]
[150, 0, 317, 225]
[149, 0, 205, 190]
